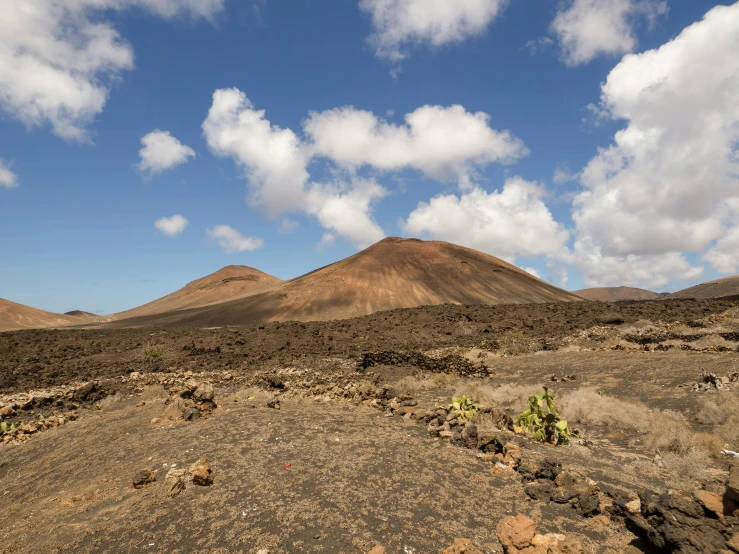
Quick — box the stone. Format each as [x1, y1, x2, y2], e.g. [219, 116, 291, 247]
[525, 480, 554, 502]
[0, 406, 14, 417]
[182, 407, 201, 421]
[189, 456, 214, 486]
[440, 537, 483, 554]
[366, 546, 386, 554]
[267, 399, 281, 410]
[132, 469, 156, 489]
[497, 514, 537, 552]
[531, 534, 565, 548]
[575, 494, 600, 517]
[727, 533, 739, 552]
[193, 383, 215, 402]
[728, 462, 739, 504]
[694, 489, 728, 518]
[165, 468, 186, 498]
[503, 443, 521, 466]
[623, 498, 641, 515]
[552, 484, 593, 504]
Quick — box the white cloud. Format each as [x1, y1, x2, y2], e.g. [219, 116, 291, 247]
[523, 267, 541, 279]
[304, 179, 388, 249]
[553, 165, 578, 185]
[278, 218, 299, 234]
[154, 214, 189, 237]
[524, 36, 554, 56]
[138, 130, 195, 175]
[403, 177, 570, 263]
[0, 1, 223, 141]
[203, 88, 526, 249]
[360, 0, 507, 67]
[304, 105, 527, 189]
[704, 221, 739, 275]
[0, 160, 18, 188]
[203, 88, 310, 216]
[206, 225, 264, 253]
[574, 237, 703, 289]
[551, 0, 667, 66]
[572, 2, 739, 286]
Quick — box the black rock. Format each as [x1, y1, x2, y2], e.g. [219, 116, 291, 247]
[183, 407, 201, 421]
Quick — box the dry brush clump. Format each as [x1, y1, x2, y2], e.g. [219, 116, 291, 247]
[561, 388, 724, 481]
[695, 391, 739, 448]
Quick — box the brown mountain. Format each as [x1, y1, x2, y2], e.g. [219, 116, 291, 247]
[573, 287, 660, 302]
[109, 237, 583, 328]
[111, 265, 283, 321]
[668, 276, 739, 300]
[0, 299, 96, 332]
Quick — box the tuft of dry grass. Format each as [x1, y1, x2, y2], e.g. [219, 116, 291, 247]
[561, 388, 724, 481]
[461, 382, 544, 410]
[696, 392, 739, 449]
[498, 331, 540, 356]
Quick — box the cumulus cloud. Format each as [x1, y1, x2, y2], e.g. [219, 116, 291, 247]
[360, 0, 507, 67]
[203, 88, 526, 249]
[0, 1, 223, 141]
[0, 160, 18, 188]
[403, 177, 570, 263]
[206, 225, 264, 253]
[551, 0, 667, 66]
[138, 130, 196, 175]
[304, 105, 527, 189]
[572, 2, 739, 286]
[154, 214, 189, 237]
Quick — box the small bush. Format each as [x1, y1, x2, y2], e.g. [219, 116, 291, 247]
[144, 346, 165, 359]
[498, 331, 538, 356]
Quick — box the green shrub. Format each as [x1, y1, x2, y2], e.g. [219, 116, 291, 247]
[515, 387, 576, 445]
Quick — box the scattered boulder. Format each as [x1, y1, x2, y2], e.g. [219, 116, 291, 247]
[266, 399, 281, 410]
[132, 469, 156, 489]
[440, 537, 483, 554]
[182, 407, 201, 421]
[189, 456, 214, 486]
[366, 546, 386, 554]
[626, 489, 736, 553]
[728, 462, 739, 504]
[165, 468, 187, 498]
[496, 514, 537, 552]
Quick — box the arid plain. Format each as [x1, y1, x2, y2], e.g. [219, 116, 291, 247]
[2, 238, 739, 554]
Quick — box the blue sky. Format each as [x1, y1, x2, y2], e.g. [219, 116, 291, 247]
[1, 0, 738, 314]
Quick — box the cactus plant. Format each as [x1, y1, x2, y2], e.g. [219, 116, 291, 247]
[514, 387, 576, 445]
[447, 396, 479, 421]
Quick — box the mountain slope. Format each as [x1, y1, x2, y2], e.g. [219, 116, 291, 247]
[109, 237, 583, 328]
[668, 276, 739, 300]
[111, 265, 283, 321]
[0, 299, 96, 332]
[573, 287, 660, 302]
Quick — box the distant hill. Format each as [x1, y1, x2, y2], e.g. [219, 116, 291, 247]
[110, 265, 283, 321]
[108, 237, 584, 328]
[0, 299, 96, 332]
[573, 287, 661, 302]
[64, 310, 98, 317]
[668, 276, 739, 300]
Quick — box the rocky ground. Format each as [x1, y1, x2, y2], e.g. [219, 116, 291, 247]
[2, 298, 739, 553]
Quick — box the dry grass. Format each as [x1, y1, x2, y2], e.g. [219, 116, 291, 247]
[696, 392, 739, 449]
[456, 382, 544, 410]
[561, 388, 724, 481]
[498, 331, 540, 356]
